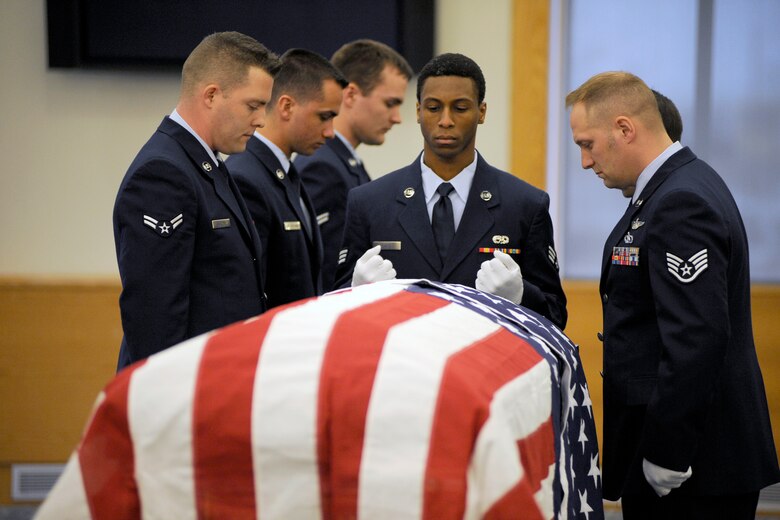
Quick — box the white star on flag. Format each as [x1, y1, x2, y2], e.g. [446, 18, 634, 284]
[578, 419, 588, 453]
[579, 489, 594, 520]
[580, 384, 593, 418]
[569, 382, 578, 420]
[588, 454, 601, 487]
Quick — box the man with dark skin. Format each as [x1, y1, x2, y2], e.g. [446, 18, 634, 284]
[335, 53, 566, 328]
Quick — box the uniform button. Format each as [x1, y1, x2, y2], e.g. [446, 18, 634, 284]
[597, 331, 604, 342]
[602, 293, 608, 304]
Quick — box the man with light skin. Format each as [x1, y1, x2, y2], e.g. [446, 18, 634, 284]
[567, 71, 779, 519]
[334, 53, 567, 329]
[113, 32, 280, 370]
[228, 49, 347, 308]
[295, 40, 412, 291]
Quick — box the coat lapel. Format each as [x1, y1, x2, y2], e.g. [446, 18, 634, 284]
[159, 117, 254, 246]
[441, 156, 496, 279]
[328, 137, 371, 185]
[600, 201, 640, 287]
[600, 147, 698, 287]
[396, 159, 442, 272]
[248, 138, 314, 243]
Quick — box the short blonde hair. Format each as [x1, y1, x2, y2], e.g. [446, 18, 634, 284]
[181, 31, 280, 96]
[566, 71, 662, 129]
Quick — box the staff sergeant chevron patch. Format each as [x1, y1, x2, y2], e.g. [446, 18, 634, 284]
[666, 248, 708, 283]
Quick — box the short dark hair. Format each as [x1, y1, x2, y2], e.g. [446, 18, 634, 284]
[652, 89, 683, 142]
[416, 53, 486, 103]
[269, 48, 348, 108]
[331, 39, 413, 95]
[181, 31, 281, 95]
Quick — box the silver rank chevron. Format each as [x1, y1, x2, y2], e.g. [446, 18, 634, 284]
[666, 248, 708, 283]
[143, 213, 183, 237]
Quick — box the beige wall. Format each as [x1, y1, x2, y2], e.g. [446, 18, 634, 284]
[0, 0, 512, 276]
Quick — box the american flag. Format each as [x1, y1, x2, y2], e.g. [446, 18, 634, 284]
[37, 279, 602, 519]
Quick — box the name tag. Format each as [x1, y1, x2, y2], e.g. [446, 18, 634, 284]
[211, 218, 231, 229]
[284, 221, 302, 231]
[612, 246, 640, 266]
[373, 241, 401, 251]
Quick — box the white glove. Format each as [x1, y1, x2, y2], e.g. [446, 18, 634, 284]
[351, 245, 396, 287]
[642, 458, 692, 497]
[475, 249, 524, 304]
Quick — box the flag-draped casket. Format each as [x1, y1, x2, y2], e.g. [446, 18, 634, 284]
[37, 280, 603, 519]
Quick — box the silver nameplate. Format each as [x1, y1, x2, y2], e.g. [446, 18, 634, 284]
[373, 241, 401, 251]
[211, 218, 231, 229]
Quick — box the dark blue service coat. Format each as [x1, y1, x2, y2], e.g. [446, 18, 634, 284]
[113, 117, 266, 369]
[228, 136, 323, 309]
[599, 146, 779, 499]
[335, 153, 567, 329]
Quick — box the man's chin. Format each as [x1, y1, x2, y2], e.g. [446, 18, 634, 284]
[223, 145, 247, 156]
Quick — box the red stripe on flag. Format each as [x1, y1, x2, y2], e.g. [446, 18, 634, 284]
[518, 417, 556, 495]
[317, 291, 449, 520]
[483, 479, 545, 520]
[423, 328, 545, 519]
[79, 360, 146, 520]
[191, 307, 291, 519]
[482, 415, 555, 520]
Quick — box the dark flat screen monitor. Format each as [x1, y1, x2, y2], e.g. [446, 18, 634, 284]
[47, 0, 434, 73]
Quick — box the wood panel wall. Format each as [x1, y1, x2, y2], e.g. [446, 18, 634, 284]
[511, 0, 550, 189]
[0, 279, 121, 504]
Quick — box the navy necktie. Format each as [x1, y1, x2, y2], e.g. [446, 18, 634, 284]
[432, 182, 455, 261]
[215, 160, 241, 211]
[287, 162, 312, 238]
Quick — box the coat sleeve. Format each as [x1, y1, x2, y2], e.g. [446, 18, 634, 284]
[114, 160, 197, 361]
[639, 190, 730, 471]
[516, 191, 568, 329]
[299, 159, 350, 291]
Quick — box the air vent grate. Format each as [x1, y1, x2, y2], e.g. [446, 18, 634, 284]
[759, 481, 780, 513]
[11, 464, 65, 501]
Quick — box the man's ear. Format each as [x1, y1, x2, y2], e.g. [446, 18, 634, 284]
[203, 84, 220, 108]
[278, 94, 295, 121]
[478, 102, 487, 124]
[416, 101, 421, 124]
[342, 82, 360, 108]
[615, 115, 636, 142]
